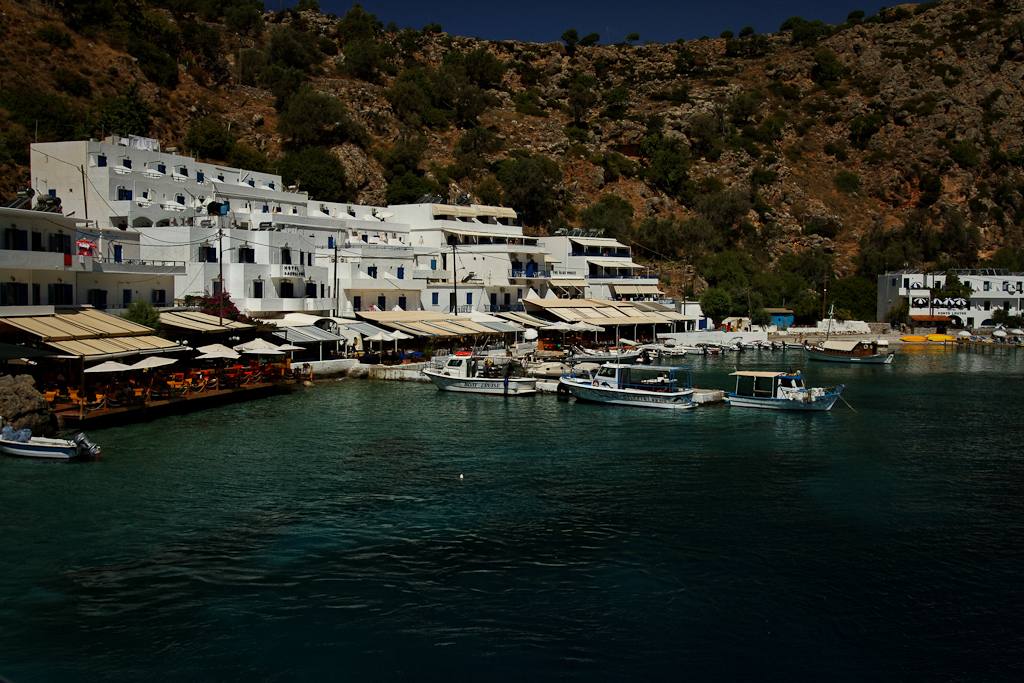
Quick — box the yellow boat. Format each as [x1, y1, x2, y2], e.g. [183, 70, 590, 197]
[926, 334, 957, 342]
[900, 335, 928, 342]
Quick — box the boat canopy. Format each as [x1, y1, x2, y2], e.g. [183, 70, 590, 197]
[821, 340, 862, 352]
[729, 371, 789, 378]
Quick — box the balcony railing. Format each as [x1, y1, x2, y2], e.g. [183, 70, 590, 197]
[571, 251, 631, 258]
[484, 304, 526, 312]
[508, 269, 552, 278]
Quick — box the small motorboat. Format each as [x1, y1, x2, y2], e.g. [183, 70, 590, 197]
[558, 363, 696, 410]
[726, 371, 844, 411]
[423, 354, 537, 395]
[0, 425, 101, 460]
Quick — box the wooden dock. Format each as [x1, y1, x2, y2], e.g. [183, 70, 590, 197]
[54, 381, 295, 429]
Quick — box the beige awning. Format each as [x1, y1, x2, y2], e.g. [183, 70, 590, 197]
[613, 284, 663, 295]
[432, 204, 476, 218]
[568, 237, 626, 248]
[550, 279, 589, 287]
[159, 310, 253, 333]
[587, 259, 642, 269]
[1, 310, 152, 340]
[47, 334, 180, 358]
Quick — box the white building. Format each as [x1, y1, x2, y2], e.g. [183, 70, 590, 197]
[27, 137, 675, 324]
[877, 269, 1024, 328]
[0, 202, 181, 313]
[538, 230, 660, 301]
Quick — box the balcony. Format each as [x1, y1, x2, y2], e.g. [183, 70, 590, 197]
[93, 257, 186, 275]
[508, 269, 552, 279]
[571, 251, 631, 258]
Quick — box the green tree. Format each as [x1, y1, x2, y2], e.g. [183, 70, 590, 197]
[579, 32, 600, 46]
[121, 300, 160, 332]
[829, 277, 877, 321]
[95, 84, 151, 137]
[811, 49, 847, 86]
[561, 28, 579, 55]
[566, 80, 598, 124]
[700, 288, 733, 326]
[276, 88, 367, 148]
[720, 30, 734, 39]
[336, 3, 382, 43]
[625, 32, 640, 44]
[386, 172, 446, 205]
[750, 308, 772, 327]
[277, 147, 352, 203]
[185, 117, 235, 160]
[495, 153, 562, 228]
[580, 194, 634, 242]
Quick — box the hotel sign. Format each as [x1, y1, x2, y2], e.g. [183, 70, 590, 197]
[283, 265, 304, 277]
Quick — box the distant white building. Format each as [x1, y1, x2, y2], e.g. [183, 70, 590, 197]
[877, 269, 1024, 328]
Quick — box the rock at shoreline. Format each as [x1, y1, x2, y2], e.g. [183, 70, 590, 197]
[0, 375, 55, 436]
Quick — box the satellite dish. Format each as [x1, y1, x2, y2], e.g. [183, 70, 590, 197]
[524, 329, 538, 341]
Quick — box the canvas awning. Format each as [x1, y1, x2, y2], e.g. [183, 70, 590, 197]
[909, 315, 952, 322]
[47, 334, 181, 359]
[568, 237, 625, 248]
[586, 259, 642, 269]
[550, 279, 589, 287]
[272, 326, 342, 344]
[496, 311, 556, 327]
[159, 310, 253, 332]
[476, 321, 525, 333]
[730, 371, 786, 378]
[612, 284, 663, 295]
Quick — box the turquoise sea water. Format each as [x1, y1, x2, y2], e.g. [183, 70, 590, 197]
[1, 347, 1023, 682]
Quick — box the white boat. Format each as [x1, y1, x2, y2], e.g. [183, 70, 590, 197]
[558, 363, 696, 410]
[641, 343, 687, 357]
[804, 339, 894, 364]
[0, 429, 101, 460]
[566, 345, 642, 364]
[423, 355, 537, 395]
[726, 371, 844, 411]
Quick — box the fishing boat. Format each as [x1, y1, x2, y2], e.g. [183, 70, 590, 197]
[558, 363, 695, 410]
[726, 371, 844, 411]
[0, 428, 101, 460]
[423, 355, 537, 395]
[804, 304, 894, 364]
[804, 339, 895, 364]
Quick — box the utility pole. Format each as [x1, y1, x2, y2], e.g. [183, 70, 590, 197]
[452, 242, 458, 316]
[79, 165, 89, 223]
[333, 242, 339, 317]
[218, 228, 224, 326]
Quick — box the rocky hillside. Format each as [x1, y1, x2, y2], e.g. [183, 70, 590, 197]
[1, 0, 1023, 319]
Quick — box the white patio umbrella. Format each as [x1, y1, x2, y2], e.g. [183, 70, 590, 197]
[1010, 328, 1024, 335]
[233, 338, 281, 353]
[130, 356, 177, 370]
[993, 329, 1007, 338]
[364, 330, 394, 354]
[276, 343, 304, 351]
[242, 348, 283, 355]
[387, 329, 414, 353]
[84, 360, 132, 373]
[196, 350, 241, 360]
[197, 343, 237, 355]
[957, 330, 972, 338]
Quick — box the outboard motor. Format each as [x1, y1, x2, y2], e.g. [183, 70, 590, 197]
[73, 433, 101, 457]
